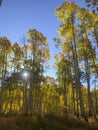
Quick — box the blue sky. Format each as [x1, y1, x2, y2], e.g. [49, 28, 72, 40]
[0, 0, 85, 78]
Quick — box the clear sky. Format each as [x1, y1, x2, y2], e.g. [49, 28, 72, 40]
[0, 0, 85, 79]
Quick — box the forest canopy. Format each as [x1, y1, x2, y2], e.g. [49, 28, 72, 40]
[0, 1, 98, 128]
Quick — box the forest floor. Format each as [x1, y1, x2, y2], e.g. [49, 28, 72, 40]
[0, 114, 98, 130]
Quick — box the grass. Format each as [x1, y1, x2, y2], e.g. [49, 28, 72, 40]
[0, 113, 97, 130]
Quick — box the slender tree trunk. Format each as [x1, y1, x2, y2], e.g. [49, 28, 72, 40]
[63, 78, 67, 113]
[94, 27, 98, 48]
[85, 50, 95, 117]
[71, 22, 87, 121]
[0, 86, 4, 114]
[9, 88, 14, 115]
[3, 87, 11, 114]
[85, 30, 96, 119]
[72, 83, 76, 113]
[24, 82, 28, 115]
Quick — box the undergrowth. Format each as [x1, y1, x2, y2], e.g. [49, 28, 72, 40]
[0, 113, 97, 130]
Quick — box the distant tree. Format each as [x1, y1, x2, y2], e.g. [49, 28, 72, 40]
[85, 0, 98, 13]
[54, 52, 73, 113]
[0, 0, 2, 6]
[26, 29, 50, 114]
[12, 43, 24, 73]
[55, 1, 87, 120]
[77, 8, 96, 118]
[0, 37, 12, 79]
